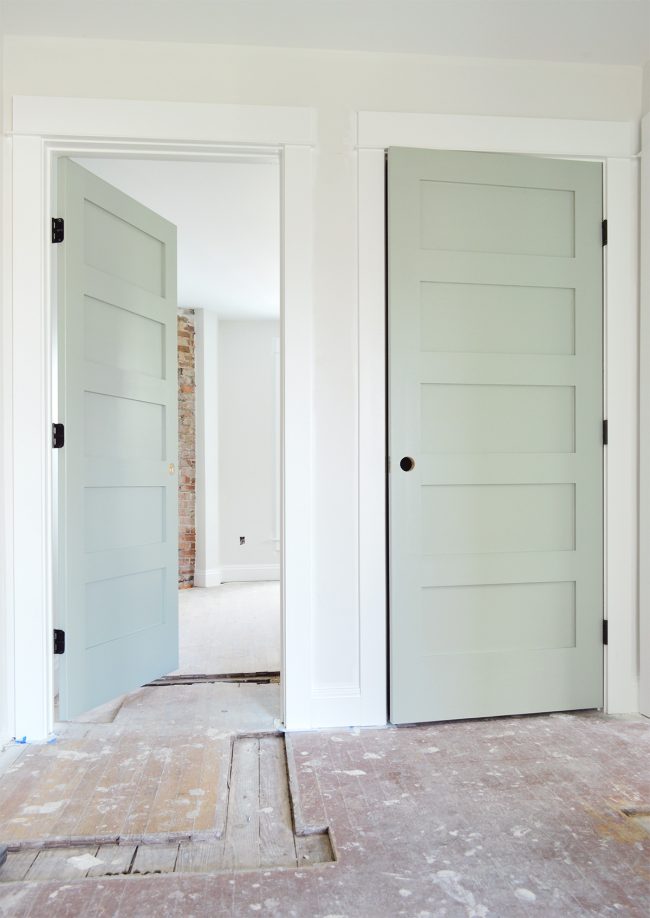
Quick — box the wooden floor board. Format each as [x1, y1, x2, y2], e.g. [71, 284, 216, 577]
[259, 736, 298, 868]
[176, 841, 226, 873]
[26, 846, 100, 881]
[222, 737, 261, 870]
[87, 844, 136, 877]
[0, 850, 39, 882]
[0, 734, 334, 884]
[131, 843, 179, 875]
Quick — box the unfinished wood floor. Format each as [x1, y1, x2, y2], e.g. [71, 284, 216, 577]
[0, 682, 280, 845]
[6, 714, 650, 916]
[0, 736, 332, 882]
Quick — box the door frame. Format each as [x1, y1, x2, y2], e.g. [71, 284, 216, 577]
[638, 114, 650, 718]
[4, 97, 316, 740]
[357, 112, 640, 718]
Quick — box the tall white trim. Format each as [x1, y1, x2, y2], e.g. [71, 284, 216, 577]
[0, 131, 15, 744]
[357, 148, 389, 726]
[281, 145, 314, 729]
[4, 98, 316, 740]
[358, 111, 640, 720]
[603, 158, 640, 714]
[640, 115, 650, 718]
[11, 136, 53, 739]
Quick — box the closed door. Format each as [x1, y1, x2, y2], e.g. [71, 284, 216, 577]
[388, 148, 604, 724]
[56, 159, 179, 719]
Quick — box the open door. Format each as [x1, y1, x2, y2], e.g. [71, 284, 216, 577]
[388, 148, 604, 724]
[56, 159, 179, 719]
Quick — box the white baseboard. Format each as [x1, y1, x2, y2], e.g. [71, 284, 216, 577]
[194, 564, 280, 587]
[193, 568, 223, 588]
[220, 564, 281, 583]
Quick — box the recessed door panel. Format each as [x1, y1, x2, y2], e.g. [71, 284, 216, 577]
[420, 383, 575, 454]
[419, 282, 576, 356]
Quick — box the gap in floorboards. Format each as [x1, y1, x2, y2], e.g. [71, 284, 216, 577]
[146, 671, 281, 686]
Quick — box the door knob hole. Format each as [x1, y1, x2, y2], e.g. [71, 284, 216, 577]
[400, 456, 415, 472]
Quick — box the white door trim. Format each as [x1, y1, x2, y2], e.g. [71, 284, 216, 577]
[3, 97, 316, 740]
[357, 111, 640, 720]
[639, 114, 650, 718]
[357, 112, 639, 159]
[11, 96, 316, 147]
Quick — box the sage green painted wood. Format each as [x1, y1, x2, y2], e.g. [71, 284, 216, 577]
[57, 159, 178, 719]
[388, 148, 603, 724]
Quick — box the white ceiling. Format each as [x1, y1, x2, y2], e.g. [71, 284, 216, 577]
[2, 0, 650, 66]
[74, 158, 280, 319]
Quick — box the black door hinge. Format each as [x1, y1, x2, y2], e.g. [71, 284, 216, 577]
[52, 423, 65, 449]
[603, 419, 608, 446]
[53, 629, 65, 655]
[603, 620, 609, 646]
[51, 218, 64, 244]
[602, 219, 608, 246]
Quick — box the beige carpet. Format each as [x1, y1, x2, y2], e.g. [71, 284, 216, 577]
[176, 581, 281, 675]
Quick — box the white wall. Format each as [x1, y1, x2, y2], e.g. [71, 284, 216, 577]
[218, 320, 280, 582]
[0, 14, 10, 744]
[72, 157, 280, 318]
[2, 38, 642, 121]
[0, 36, 644, 732]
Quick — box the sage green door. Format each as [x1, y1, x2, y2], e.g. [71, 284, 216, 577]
[388, 148, 603, 724]
[56, 159, 178, 719]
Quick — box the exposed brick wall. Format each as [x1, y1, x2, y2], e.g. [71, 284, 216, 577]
[178, 309, 196, 589]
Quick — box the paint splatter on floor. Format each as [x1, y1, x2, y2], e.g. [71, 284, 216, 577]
[0, 737, 332, 883]
[0, 682, 278, 844]
[1, 711, 650, 915]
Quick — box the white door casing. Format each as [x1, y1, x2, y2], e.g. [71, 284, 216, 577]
[358, 114, 639, 720]
[5, 99, 315, 740]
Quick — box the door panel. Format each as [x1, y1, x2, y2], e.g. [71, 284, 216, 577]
[57, 159, 178, 719]
[388, 148, 603, 724]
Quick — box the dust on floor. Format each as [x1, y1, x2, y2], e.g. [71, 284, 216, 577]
[2, 712, 650, 916]
[0, 736, 332, 881]
[0, 682, 280, 844]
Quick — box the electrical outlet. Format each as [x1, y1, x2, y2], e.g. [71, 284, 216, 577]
[240, 536, 245, 545]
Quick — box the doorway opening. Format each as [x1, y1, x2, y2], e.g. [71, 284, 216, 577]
[52, 154, 283, 733]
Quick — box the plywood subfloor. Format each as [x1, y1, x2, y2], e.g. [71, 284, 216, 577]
[176, 582, 280, 675]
